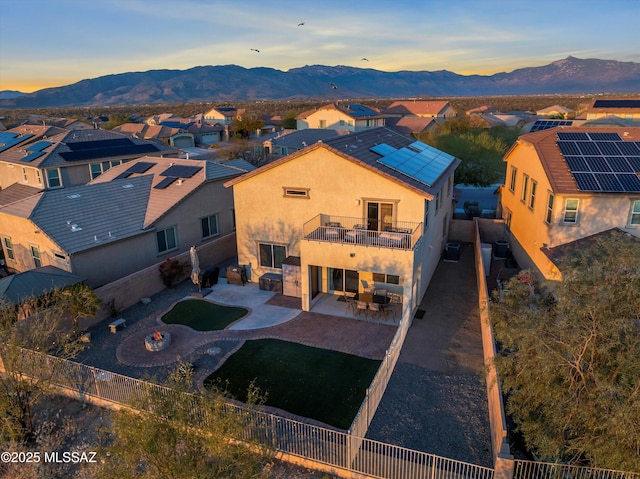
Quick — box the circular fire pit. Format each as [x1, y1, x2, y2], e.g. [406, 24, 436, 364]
[145, 331, 171, 352]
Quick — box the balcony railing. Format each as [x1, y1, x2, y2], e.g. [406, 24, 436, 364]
[302, 214, 422, 251]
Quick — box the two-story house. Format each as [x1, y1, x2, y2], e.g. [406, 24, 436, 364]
[225, 127, 459, 322]
[262, 129, 348, 159]
[0, 157, 253, 286]
[296, 104, 386, 132]
[585, 98, 640, 122]
[0, 126, 178, 190]
[500, 126, 640, 280]
[204, 107, 244, 126]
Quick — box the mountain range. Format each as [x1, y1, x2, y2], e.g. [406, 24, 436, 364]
[1, 56, 639, 109]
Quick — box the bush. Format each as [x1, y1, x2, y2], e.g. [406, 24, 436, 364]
[158, 258, 187, 288]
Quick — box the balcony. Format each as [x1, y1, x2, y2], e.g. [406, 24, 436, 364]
[302, 214, 422, 251]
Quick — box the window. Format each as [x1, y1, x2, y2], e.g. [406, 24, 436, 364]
[230, 208, 236, 230]
[46, 169, 61, 188]
[563, 198, 579, 224]
[36, 170, 42, 185]
[630, 200, 640, 226]
[504, 208, 512, 230]
[283, 187, 309, 198]
[319, 120, 326, 129]
[2, 236, 14, 261]
[545, 192, 555, 224]
[53, 252, 68, 263]
[90, 163, 102, 179]
[22, 167, 28, 183]
[339, 120, 345, 126]
[201, 214, 219, 238]
[521, 174, 529, 202]
[435, 188, 441, 212]
[259, 243, 286, 269]
[372, 272, 401, 285]
[30, 245, 41, 268]
[424, 199, 430, 232]
[509, 166, 517, 192]
[156, 226, 177, 253]
[528, 180, 537, 209]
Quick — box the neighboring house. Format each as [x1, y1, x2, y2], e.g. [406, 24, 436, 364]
[262, 129, 348, 158]
[112, 123, 193, 148]
[385, 116, 439, 135]
[466, 105, 503, 116]
[536, 105, 574, 118]
[296, 103, 385, 132]
[159, 120, 225, 146]
[382, 100, 456, 119]
[0, 266, 84, 318]
[225, 127, 460, 321]
[0, 156, 254, 287]
[0, 126, 178, 190]
[23, 116, 94, 130]
[585, 98, 640, 121]
[500, 126, 640, 281]
[204, 107, 244, 125]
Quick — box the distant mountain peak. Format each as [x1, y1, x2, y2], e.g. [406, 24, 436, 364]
[1, 57, 638, 108]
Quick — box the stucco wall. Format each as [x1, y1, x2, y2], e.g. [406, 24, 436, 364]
[0, 164, 44, 189]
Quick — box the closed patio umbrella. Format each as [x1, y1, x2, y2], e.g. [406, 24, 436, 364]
[190, 245, 201, 291]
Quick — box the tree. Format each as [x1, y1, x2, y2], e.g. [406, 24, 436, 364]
[54, 283, 101, 336]
[230, 116, 264, 139]
[0, 294, 85, 444]
[490, 232, 640, 470]
[96, 366, 274, 479]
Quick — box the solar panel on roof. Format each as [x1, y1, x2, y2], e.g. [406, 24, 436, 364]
[557, 132, 588, 141]
[154, 176, 177, 189]
[617, 142, 640, 155]
[160, 165, 202, 178]
[60, 143, 159, 161]
[616, 174, 640, 192]
[593, 99, 640, 109]
[377, 144, 456, 187]
[606, 156, 634, 172]
[530, 120, 573, 132]
[573, 172, 602, 191]
[557, 141, 581, 156]
[593, 173, 623, 191]
[114, 171, 133, 180]
[20, 151, 45, 163]
[626, 157, 640, 171]
[0, 133, 34, 153]
[584, 156, 612, 172]
[370, 143, 397, 156]
[577, 141, 600, 156]
[588, 132, 622, 141]
[595, 142, 623, 156]
[67, 138, 132, 151]
[26, 141, 54, 152]
[127, 161, 156, 174]
[564, 156, 589, 172]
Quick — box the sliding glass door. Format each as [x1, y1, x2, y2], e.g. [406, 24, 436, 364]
[367, 201, 393, 231]
[328, 268, 359, 294]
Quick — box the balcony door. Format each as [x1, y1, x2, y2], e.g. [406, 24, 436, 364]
[329, 268, 359, 294]
[367, 201, 393, 231]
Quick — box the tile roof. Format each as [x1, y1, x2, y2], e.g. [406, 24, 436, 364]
[385, 116, 436, 134]
[383, 100, 450, 116]
[511, 126, 640, 195]
[269, 129, 348, 148]
[0, 183, 42, 207]
[0, 127, 176, 168]
[226, 127, 459, 198]
[0, 266, 84, 305]
[587, 97, 640, 113]
[297, 103, 384, 120]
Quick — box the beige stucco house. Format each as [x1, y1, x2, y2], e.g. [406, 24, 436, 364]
[225, 127, 459, 322]
[296, 104, 386, 132]
[585, 98, 640, 121]
[0, 157, 253, 287]
[0, 125, 177, 191]
[500, 126, 640, 280]
[204, 107, 244, 125]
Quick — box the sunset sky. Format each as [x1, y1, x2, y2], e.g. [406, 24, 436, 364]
[1, 0, 639, 93]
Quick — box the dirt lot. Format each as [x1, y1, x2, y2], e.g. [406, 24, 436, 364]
[0, 395, 332, 479]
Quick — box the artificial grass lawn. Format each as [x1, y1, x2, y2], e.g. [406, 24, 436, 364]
[204, 339, 381, 430]
[161, 299, 248, 331]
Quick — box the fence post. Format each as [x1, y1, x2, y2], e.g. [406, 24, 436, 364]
[494, 442, 515, 479]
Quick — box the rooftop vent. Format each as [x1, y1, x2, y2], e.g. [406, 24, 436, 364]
[71, 224, 82, 232]
[122, 183, 134, 189]
[67, 193, 81, 199]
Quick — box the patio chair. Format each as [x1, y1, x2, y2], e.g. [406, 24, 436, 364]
[374, 288, 387, 299]
[343, 294, 357, 314]
[368, 302, 383, 319]
[380, 303, 396, 322]
[355, 300, 369, 318]
[360, 280, 374, 294]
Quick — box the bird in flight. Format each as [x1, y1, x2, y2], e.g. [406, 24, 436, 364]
[250, 48, 260, 52]
[330, 82, 338, 89]
[297, 22, 305, 26]
[361, 58, 369, 61]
